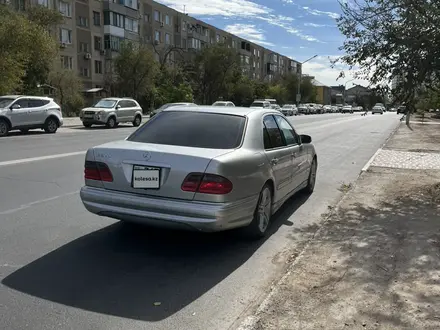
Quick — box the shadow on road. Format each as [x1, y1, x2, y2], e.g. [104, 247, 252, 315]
[2, 191, 310, 322]
[71, 124, 135, 131]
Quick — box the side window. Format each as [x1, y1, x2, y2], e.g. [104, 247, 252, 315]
[13, 99, 30, 108]
[127, 100, 137, 107]
[263, 115, 285, 149]
[275, 115, 299, 146]
[28, 99, 48, 107]
[117, 100, 128, 108]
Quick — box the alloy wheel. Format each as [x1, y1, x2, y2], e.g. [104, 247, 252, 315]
[257, 187, 272, 233]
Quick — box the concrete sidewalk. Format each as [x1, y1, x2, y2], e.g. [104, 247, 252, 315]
[238, 123, 440, 330]
[62, 115, 150, 127]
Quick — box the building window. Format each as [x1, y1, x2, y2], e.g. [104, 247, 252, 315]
[258, 50, 260, 57]
[253, 49, 256, 56]
[38, 0, 48, 7]
[182, 38, 187, 49]
[204, 28, 209, 37]
[94, 36, 102, 50]
[80, 67, 89, 77]
[216, 34, 220, 42]
[223, 36, 227, 43]
[182, 20, 187, 31]
[165, 33, 170, 44]
[124, 0, 137, 10]
[104, 35, 124, 51]
[59, 1, 71, 17]
[232, 40, 236, 48]
[104, 11, 110, 25]
[93, 11, 101, 26]
[155, 30, 160, 42]
[125, 17, 138, 33]
[154, 10, 160, 21]
[59, 28, 72, 44]
[188, 38, 201, 50]
[79, 42, 89, 52]
[78, 16, 89, 27]
[165, 15, 170, 25]
[95, 60, 102, 74]
[60, 56, 73, 70]
[112, 12, 124, 28]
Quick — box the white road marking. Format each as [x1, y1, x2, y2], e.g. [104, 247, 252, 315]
[0, 151, 86, 168]
[0, 191, 79, 215]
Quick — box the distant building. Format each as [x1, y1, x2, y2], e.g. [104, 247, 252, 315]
[311, 79, 331, 105]
[345, 85, 371, 104]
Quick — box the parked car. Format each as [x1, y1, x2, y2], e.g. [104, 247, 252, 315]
[0, 95, 63, 137]
[80, 106, 317, 238]
[250, 100, 271, 108]
[281, 104, 297, 116]
[150, 102, 197, 118]
[397, 106, 406, 114]
[372, 106, 384, 114]
[212, 101, 235, 107]
[80, 98, 143, 128]
[341, 105, 353, 113]
[297, 104, 309, 114]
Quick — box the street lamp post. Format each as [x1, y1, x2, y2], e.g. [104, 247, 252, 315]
[296, 55, 317, 106]
[343, 79, 355, 104]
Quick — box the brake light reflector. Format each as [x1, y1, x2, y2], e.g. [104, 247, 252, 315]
[84, 161, 113, 182]
[181, 173, 233, 194]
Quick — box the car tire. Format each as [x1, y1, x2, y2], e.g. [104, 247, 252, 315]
[304, 157, 317, 194]
[44, 117, 58, 133]
[106, 117, 116, 128]
[83, 123, 92, 128]
[0, 118, 9, 137]
[132, 115, 142, 127]
[243, 183, 273, 239]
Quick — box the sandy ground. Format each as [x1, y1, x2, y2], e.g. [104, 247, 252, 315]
[240, 123, 440, 330]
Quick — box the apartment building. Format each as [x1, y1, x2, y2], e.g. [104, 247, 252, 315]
[8, 0, 302, 92]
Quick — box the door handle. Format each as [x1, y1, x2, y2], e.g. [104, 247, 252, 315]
[270, 158, 279, 165]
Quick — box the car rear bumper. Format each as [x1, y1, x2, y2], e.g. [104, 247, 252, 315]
[80, 186, 258, 232]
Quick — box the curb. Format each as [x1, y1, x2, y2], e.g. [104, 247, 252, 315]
[361, 121, 402, 172]
[61, 116, 150, 128]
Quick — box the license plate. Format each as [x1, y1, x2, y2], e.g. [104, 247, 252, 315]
[132, 165, 160, 189]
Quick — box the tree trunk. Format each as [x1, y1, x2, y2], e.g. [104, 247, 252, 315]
[406, 111, 411, 126]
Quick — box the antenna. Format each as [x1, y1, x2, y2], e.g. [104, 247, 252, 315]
[183, 5, 186, 14]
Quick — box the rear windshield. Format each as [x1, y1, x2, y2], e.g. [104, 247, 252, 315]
[251, 102, 264, 107]
[127, 111, 246, 149]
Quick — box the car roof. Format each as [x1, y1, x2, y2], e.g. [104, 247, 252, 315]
[164, 105, 277, 117]
[0, 95, 52, 100]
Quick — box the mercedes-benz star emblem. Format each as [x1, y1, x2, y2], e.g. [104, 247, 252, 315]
[143, 152, 151, 160]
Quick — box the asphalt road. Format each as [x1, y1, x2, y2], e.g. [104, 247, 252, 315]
[0, 112, 401, 330]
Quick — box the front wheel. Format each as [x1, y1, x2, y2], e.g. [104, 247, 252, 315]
[243, 184, 273, 239]
[304, 157, 317, 194]
[44, 118, 58, 133]
[106, 117, 116, 128]
[83, 122, 92, 128]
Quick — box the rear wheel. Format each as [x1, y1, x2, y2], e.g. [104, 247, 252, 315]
[243, 183, 272, 239]
[44, 117, 58, 133]
[106, 117, 116, 128]
[132, 114, 142, 127]
[0, 119, 9, 137]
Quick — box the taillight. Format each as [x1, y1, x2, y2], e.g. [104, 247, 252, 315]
[84, 161, 113, 182]
[181, 173, 233, 195]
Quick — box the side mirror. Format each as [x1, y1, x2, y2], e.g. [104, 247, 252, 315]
[116, 104, 121, 109]
[300, 134, 312, 144]
[10, 104, 20, 110]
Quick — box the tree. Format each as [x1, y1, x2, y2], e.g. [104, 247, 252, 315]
[47, 66, 84, 116]
[113, 41, 158, 101]
[152, 42, 184, 70]
[336, 0, 440, 125]
[0, 5, 60, 94]
[188, 44, 240, 104]
[153, 66, 193, 107]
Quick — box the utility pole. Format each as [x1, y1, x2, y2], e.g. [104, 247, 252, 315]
[296, 55, 317, 106]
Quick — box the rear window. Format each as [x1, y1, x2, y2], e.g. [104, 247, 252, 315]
[127, 111, 246, 149]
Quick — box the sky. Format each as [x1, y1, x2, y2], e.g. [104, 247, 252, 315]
[156, 0, 366, 88]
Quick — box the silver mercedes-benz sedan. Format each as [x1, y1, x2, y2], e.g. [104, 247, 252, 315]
[80, 106, 317, 238]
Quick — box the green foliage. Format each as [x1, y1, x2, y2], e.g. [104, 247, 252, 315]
[0, 6, 60, 94]
[336, 0, 440, 117]
[189, 44, 240, 104]
[416, 87, 440, 110]
[228, 76, 255, 106]
[113, 41, 159, 100]
[153, 67, 193, 107]
[48, 67, 84, 116]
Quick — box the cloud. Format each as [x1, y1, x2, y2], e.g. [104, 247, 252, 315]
[300, 55, 368, 87]
[156, 0, 322, 43]
[304, 22, 333, 28]
[224, 24, 274, 46]
[303, 7, 340, 19]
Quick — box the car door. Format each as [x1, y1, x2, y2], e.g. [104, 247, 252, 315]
[274, 115, 305, 191]
[263, 115, 292, 202]
[126, 100, 138, 120]
[115, 100, 129, 122]
[27, 99, 49, 125]
[9, 98, 32, 127]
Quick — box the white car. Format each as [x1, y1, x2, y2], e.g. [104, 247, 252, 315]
[372, 106, 384, 114]
[212, 101, 235, 107]
[250, 100, 271, 109]
[0, 95, 63, 137]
